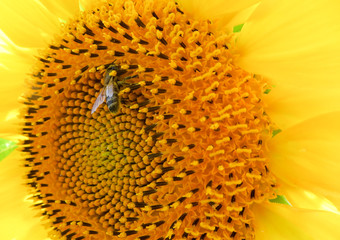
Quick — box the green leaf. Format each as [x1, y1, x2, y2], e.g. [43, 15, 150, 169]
[269, 195, 292, 206]
[272, 129, 282, 137]
[0, 138, 17, 162]
[264, 89, 271, 94]
[233, 23, 244, 33]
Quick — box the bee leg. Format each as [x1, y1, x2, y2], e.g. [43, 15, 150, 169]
[117, 74, 138, 87]
[124, 74, 138, 80]
[116, 80, 130, 88]
[116, 81, 124, 87]
[117, 82, 140, 93]
[120, 98, 127, 105]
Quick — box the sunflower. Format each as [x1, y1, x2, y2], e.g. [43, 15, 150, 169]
[1, 0, 340, 239]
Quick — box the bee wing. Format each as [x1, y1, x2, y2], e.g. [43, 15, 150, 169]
[105, 80, 115, 97]
[91, 88, 106, 114]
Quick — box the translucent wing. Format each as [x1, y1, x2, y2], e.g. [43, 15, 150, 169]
[105, 79, 115, 98]
[91, 88, 106, 114]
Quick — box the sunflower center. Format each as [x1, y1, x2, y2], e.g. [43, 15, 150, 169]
[22, 0, 277, 239]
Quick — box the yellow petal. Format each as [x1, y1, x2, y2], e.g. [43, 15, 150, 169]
[79, 0, 97, 11]
[269, 112, 340, 209]
[264, 85, 340, 130]
[0, 151, 48, 240]
[279, 185, 339, 213]
[39, 0, 80, 20]
[236, 0, 340, 88]
[253, 202, 340, 240]
[224, 3, 260, 33]
[0, 0, 78, 48]
[0, 32, 35, 138]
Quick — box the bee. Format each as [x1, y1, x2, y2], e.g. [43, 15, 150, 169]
[91, 64, 122, 114]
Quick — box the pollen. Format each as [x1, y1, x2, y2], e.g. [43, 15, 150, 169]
[21, 0, 277, 240]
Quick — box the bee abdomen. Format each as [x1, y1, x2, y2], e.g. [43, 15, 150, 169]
[107, 94, 120, 113]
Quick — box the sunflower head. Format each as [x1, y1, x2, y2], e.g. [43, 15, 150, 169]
[18, 0, 279, 239]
